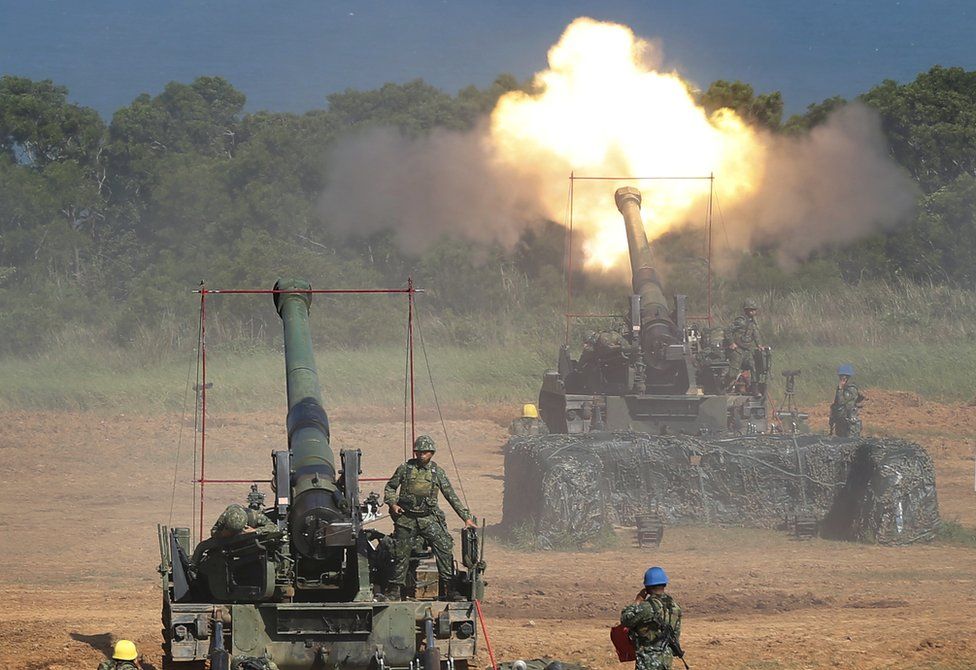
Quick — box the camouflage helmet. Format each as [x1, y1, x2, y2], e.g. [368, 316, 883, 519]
[246, 483, 265, 510]
[742, 298, 759, 311]
[219, 504, 249, 533]
[413, 434, 436, 453]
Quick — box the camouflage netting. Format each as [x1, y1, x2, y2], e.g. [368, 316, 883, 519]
[502, 433, 940, 547]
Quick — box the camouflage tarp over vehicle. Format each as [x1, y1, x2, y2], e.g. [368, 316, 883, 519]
[502, 433, 939, 547]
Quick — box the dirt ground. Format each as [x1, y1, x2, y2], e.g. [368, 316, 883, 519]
[1, 390, 974, 670]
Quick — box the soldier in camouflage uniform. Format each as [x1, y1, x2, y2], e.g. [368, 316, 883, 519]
[829, 364, 865, 437]
[211, 485, 277, 538]
[97, 640, 140, 670]
[620, 567, 683, 670]
[231, 656, 280, 670]
[726, 298, 765, 390]
[383, 435, 477, 599]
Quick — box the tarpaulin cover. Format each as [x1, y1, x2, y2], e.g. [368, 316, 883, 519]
[501, 433, 939, 547]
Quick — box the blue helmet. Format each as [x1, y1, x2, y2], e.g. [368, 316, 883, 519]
[643, 566, 668, 587]
[837, 364, 854, 377]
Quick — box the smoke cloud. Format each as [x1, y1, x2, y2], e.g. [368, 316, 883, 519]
[318, 18, 917, 272]
[318, 123, 544, 255]
[720, 103, 918, 264]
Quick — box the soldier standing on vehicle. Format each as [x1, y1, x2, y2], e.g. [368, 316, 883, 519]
[727, 298, 766, 390]
[383, 435, 477, 600]
[619, 567, 684, 670]
[829, 364, 865, 437]
[509, 403, 549, 437]
[97, 640, 141, 670]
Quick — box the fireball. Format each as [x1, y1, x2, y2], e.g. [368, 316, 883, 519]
[489, 18, 765, 271]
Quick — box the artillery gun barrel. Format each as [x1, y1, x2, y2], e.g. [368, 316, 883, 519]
[615, 187, 671, 320]
[274, 278, 343, 559]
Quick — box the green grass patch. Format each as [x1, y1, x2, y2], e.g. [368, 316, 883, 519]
[762, 342, 976, 407]
[2, 338, 976, 412]
[0, 343, 549, 412]
[935, 520, 976, 547]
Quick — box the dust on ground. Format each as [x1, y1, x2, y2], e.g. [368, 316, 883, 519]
[0, 390, 974, 670]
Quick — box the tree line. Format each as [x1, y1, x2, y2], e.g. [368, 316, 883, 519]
[0, 67, 974, 355]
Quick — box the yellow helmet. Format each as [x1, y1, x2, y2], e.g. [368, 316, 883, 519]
[522, 403, 539, 419]
[113, 640, 138, 661]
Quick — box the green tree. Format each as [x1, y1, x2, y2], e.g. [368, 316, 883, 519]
[782, 96, 847, 135]
[327, 79, 476, 134]
[699, 80, 783, 131]
[861, 66, 976, 193]
[0, 76, 105, 168]
[106, 77, 246, 199]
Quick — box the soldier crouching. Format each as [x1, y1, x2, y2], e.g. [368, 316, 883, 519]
[211, 484, 276, 538]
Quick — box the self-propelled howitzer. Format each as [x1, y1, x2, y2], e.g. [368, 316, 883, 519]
[538, 186, 766, 435]
[158, 278, 485, 670]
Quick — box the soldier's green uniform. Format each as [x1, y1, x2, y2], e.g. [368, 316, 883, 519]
[727, 299, 764, 379]
[579, 330, 627, 369]
[97, 661, 138, 670]
[830, 366, 864, 437]
[509, 416, 549, 437]
[211, 503, 276, 537]
[231, 656, 280, 670]
[620, 594, 682, 670]
[383, 436, 472, 590]
[211, 486, 276, 538]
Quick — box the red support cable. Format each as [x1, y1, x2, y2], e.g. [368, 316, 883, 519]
[565, 172, 575, 345]
[193, 288, 415, 295]
[707, 172, 714, 327]
[195, 476, 389, 484]
[562, 172, 717, 339]
[190, 281, 417, 533]
[198, 478, 271, 484]
[199, 287, 207, 541]
[563, 175, 713, 181]
[474, 599, 498, 670]
[407, 277, 416, 448]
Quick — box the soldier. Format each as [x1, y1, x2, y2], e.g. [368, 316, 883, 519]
[829, 364, 865, 437]
[211, 485, 276, 538]
[97, 640, 140, 670]
[509, 403, 549, 437]
[577, 331, 600, 369]
[231, 656, 280, 670]
[620, 567, 684, 670]
[383, 435, 477, 600]
[726, 298, 765, 390]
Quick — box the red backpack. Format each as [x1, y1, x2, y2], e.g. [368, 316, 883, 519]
[610, 625, 635, 662]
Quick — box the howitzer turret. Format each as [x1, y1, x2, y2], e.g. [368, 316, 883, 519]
[537, 186, 766, 435]
[158, 278, 485, 670]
